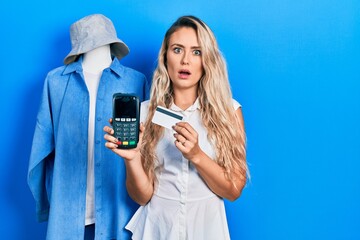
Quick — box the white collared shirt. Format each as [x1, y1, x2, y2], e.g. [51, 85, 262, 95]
[126, 99, 241, 240]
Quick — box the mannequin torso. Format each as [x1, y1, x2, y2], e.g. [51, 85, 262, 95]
[82, 44, 112, 226]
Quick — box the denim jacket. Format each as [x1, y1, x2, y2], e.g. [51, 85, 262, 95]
[27, 57, 149, 239]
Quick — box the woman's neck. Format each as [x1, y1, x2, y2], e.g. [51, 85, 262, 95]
[82, 45, 112, 74]
[173, 88, 198, 110]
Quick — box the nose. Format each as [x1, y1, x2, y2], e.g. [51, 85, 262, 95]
[181, 51, 190, 65]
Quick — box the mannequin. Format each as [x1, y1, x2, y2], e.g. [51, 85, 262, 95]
[28, 14, 150, 240]
[82, 45, 112, 74]
[82, 44, 112, 228]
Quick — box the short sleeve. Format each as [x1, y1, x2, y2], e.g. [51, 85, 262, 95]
[232, 99, 241, 110]
[140, 100, 150, 123]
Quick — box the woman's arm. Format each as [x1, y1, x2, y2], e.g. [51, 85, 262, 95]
[173, 108, 246, 201]
[104, 124, 154, 205]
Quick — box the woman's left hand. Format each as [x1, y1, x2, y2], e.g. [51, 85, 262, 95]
[173, 122, 202, 161]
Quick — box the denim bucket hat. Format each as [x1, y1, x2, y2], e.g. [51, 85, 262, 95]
[64, 14, 129, 64]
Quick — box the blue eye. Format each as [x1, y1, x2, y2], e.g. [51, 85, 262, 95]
[193, 50, 201, 56]
[173, 47, 182, 54]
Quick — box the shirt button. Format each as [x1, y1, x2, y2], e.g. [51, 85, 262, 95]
[95, 140, 100, 144]
[97, 117, 102, 121]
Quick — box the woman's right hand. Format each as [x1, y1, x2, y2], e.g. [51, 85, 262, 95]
[104, 120, 153, 205]
[103, 120, 144, 161]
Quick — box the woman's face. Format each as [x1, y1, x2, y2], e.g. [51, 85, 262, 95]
[166, 27, 204, 92]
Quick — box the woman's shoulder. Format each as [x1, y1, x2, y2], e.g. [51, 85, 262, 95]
[232, 98, 241, 110]
[141, 100, 150, 107]
[140, 100, 150, 122]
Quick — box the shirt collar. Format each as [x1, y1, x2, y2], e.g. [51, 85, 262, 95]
[62, 56, 123, 78]
[62, 56, 83, 75]
[170, 97, 201, 113]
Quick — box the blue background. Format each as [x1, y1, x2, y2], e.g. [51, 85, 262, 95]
[1, 0, 359, 239]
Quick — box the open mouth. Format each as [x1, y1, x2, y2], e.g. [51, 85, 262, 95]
[178, 69, 191, 78]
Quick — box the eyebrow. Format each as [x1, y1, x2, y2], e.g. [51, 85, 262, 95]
[170, 43, 201, 49]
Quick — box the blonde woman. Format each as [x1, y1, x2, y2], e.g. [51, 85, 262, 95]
[104, 15, 249, 240]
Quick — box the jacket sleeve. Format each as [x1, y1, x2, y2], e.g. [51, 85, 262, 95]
[27, 75, 55, 222]
[144, 75, 150, 101]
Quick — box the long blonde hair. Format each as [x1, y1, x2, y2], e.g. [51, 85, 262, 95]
[141, 15, 248, 184]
